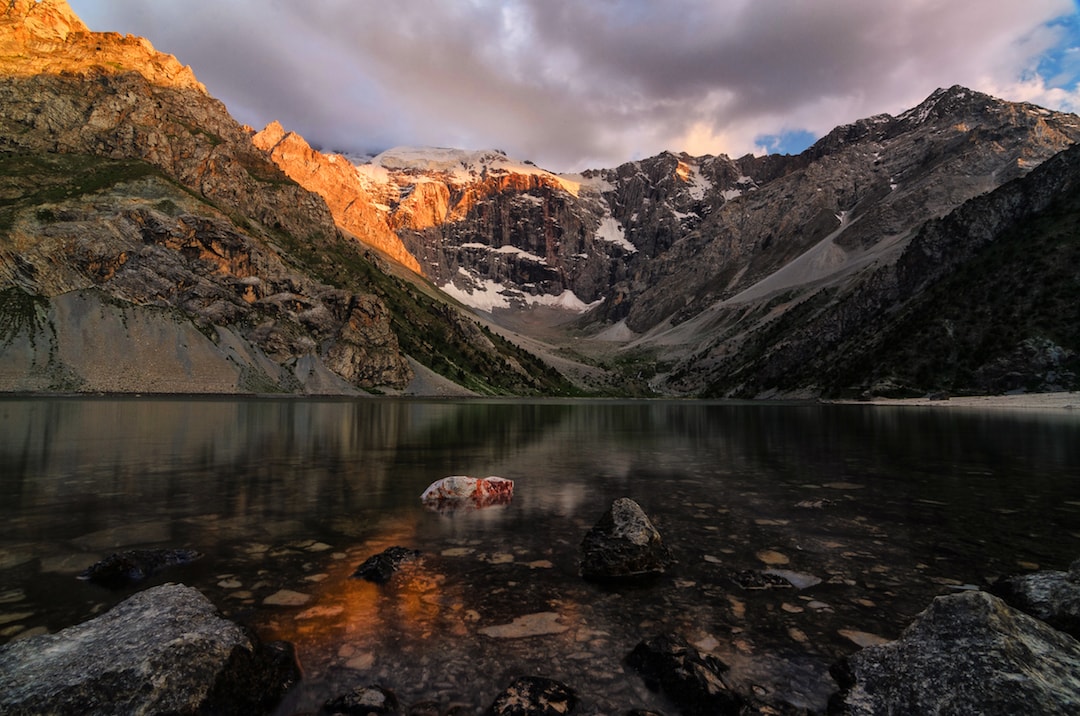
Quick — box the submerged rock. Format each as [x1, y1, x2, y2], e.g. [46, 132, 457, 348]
[76, 547, 202, 588]
[420, 475, 514, 513]
[0, 583, 300, 715]
[733, 570, 794, 590]
[626, 633, 743, 716]
[828, 590, 1080, 715]
[321, 684, 401, 715]
[990, 559, 1080, 639]
[485, 676, 578, 715]
[351, 546, 420, 584]
[579, 497, 672, 582]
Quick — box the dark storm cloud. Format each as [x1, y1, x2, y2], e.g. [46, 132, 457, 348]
[69, 0, 1079, 171]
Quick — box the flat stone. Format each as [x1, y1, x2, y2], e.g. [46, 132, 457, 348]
[296, 605, 345, 620]
[479, 612, 569, 638]
[263, 589, 311, 606]
[763, 568, 822, 589]
[838, 629, 891, 648]
[755, 550, 790, 566]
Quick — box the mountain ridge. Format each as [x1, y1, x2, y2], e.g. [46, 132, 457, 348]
[2, 1, 1079, 398]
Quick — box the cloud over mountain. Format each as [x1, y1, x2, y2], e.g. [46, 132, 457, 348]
[70, 0, 1080, 170]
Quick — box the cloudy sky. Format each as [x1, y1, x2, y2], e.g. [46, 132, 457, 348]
[68, 0, 1080, 172]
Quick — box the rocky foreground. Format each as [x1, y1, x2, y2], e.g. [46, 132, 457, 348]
[2, 500, 1080, 715]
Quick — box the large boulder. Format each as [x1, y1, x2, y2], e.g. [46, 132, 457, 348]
[991, 559, 1080, 639]
[0, 583, 300, 715]
[828, 590, 1080, 715]
[579, 497, 672, 581]
[625, 633, 743, 716]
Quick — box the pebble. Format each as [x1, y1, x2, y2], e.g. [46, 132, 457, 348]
[263, 589, 312, 606]
[838, 629, 891, 647]
[756, 550, 790, 566]
[788, 627, 809, 644]
[0, 589, 26, 604]
[0, 612, 33, 626]
[345, 652, 375, 671]
[296, 605, 345, 620]
[441, 547, 474, 557]
[217, 579, 242, 589]
[763, 569, 821, 589]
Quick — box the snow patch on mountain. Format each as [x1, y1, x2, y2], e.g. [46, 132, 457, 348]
[442, 268, 599, 313]
[676, 160, 712, 200]
[358, 146, 581, 195]
[595, 215, 636, 253]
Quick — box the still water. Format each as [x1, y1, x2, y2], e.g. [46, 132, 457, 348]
[2, 397, 1079, 713]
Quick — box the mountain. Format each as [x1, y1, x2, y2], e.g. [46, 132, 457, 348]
[2, 1, 1078, 398]
[0, 0, 578, 396]
[254, 82, 1080, 397]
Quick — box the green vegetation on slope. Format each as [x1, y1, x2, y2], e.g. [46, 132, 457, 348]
[0, 153, 162, 231]
[835, 196, 1080, 396]
[1, 151, 581, 395]
[270, 229, 583, 396]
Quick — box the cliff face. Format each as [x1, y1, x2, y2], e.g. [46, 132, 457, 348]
[0, 1, 587, 396]
[251, 122, 423, 274]
[0, 0, 416, 392]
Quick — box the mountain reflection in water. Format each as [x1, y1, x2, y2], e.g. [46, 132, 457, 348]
[2, 397, 1079, 714]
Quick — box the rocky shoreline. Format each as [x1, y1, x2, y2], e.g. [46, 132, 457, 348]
[838, 390, 1080, 411]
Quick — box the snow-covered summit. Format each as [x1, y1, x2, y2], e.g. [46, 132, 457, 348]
[355, 146, 582, 195]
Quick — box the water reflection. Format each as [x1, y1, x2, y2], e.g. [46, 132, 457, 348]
[1, 398, 1079, 713]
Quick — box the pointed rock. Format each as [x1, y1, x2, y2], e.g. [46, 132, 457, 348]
[580, 497, 672, 582]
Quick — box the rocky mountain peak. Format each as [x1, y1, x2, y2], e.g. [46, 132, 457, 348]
[1, 0, 204, 92]
[3, 0, 87, 42]
[895, 85, 1002, 126]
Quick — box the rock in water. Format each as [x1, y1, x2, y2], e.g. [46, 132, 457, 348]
[77, 547, 202, 588]
[579, 497, 672, 582]
[322, 684, 401, 715]
[351, 546, 420, 584]
[626, 633, 743, 716]
[990, 559, 1080, 639]
[828, 590, 1080, 715]
[420, 475, 514, 513]
[0, 583, 300, 715]
[485, 676, 578, 715]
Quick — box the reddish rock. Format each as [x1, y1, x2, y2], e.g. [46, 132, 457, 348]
[419, 475, 514, 512]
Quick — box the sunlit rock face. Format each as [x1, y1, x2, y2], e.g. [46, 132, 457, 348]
[0, 1, 415, 393]
[1, 0, 204, 90]
[251, 122, 423, 274]
[420, 475, 514, 513]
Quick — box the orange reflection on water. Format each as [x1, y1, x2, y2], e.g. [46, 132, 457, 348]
[254, 513, 470, 673]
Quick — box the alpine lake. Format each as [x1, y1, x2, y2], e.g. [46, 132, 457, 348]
[2, 396, 1079, 714]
